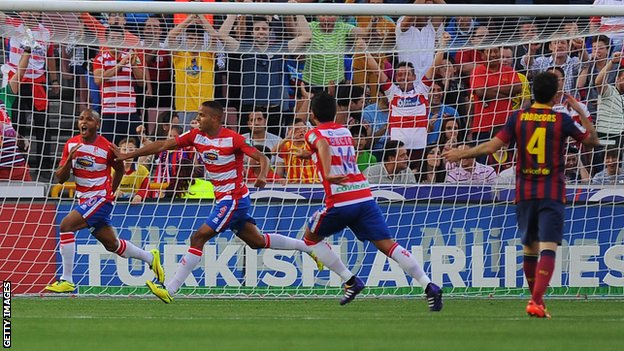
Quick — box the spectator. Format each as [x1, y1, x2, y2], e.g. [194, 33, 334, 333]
[445, 144, 497, 184]
[336, 85, 365, 126]
[0, 47, 32, 181]
[370, 54, 440, 168]
[93, 25, 146, 145]
[435, 54, 470, 118]
[445, 16, 477, 50]
[220, 13, 311, 122]
[167, 15, 229, 129]
[150, 125, 193, 198]
[427, 81, 459, 145]
[501, 46, 531, 110]
[549, 67, 592, 124]
[113, 137, 150, 204]
[242, 110, 283, 164]
[592, 146, 624, 184]
[160, 157, 195, 200]
[142, 15, 173, 111]
[245, 145, 283, 183]
[302, 13, 365, 87]
[565, 145, 591, 183]
[276, 119, 317, 183]
[577, 35, 614, 117]
[80, 12, 140, 46]
[361, 89, 389, 155]
[362, 140, 417, 184]
[521, 37, 587, 94]
[455, 25, 489, 77]
[351, 0, 395, 100]
[350, 125, 377, 172]
[470, 46, 522, 144]
[439, 117, 463, 152]
[61, 20, 89, 114]
[594, 0, 624, 52]
[1, 11, 59, 181]
[417, 145, 445, 183]
[595, 51, 624, 147]
[510, 20, 541, 74]
[395, 0, 446, 81]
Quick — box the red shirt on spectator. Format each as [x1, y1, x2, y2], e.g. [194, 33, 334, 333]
[470, 64, 521, 133]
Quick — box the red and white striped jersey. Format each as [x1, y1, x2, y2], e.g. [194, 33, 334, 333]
[176, 128, 257, 202]
[93, 50, 137, 114]
[305, 122, 373, 208]
[6, 19, 54, 80]
[383, 79, 431, 150]
[61, 135, 116, 202]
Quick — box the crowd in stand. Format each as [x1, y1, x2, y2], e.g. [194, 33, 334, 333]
[1, 0, 624, 203]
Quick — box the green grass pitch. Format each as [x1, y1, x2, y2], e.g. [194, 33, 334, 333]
[11, 297, 623, 351]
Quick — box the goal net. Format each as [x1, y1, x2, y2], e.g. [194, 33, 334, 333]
[1, 2, 623, 298]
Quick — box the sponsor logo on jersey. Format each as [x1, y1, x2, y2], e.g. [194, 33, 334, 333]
[201, 150, 219, 163]
[396, 96, 422, 108]
[75, 156, 95, 168]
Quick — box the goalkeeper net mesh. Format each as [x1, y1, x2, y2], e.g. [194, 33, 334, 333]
[1, 3, 623, 297]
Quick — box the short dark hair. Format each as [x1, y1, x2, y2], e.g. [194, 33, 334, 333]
[311, 91, 337, 123]
[336, 85, 364, 108]
[605, 146, 621, 161]
[546, 66, 565, 78]
[382, 140, 405, 162]
[201, 100, 224, 117]
[118, 137, 138, 148]
[532, 72, 559, 104]
[395, 61, 414, 70]
[592, 35, 611, 47]
[349, 125, 367, 138]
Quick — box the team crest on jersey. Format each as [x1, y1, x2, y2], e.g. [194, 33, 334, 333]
[75, 156, 95, 169]
[217, 205, 228, 218]
[201, 150, 219, 163]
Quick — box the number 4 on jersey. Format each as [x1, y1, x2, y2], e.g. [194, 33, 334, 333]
[526, 127, 546, 164]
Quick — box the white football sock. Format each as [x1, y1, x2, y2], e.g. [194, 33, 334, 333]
[389, 243, 431, 288]
[115, 239, 153, 263]
[308, 240, 352, 281]
[264, 234, 311, 253]
[59, 232, 75, 283]
[165, 248, 202, 295]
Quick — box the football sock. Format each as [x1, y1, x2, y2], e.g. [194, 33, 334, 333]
[115, 239, 153, 263]
[388, 243, 431, 288]
[264, 234, 311, 253]
[532, 250, 556, 305]
[59, 232, 75, 283]
[523, 254, 539, 294]
[305, 239, 353, 281]
[165, 247, 202, 295]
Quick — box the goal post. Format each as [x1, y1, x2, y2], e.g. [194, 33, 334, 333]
[0, 1, 623, 298]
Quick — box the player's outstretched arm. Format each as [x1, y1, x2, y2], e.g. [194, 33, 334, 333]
[113, 139, 179, 162]
[442, 138, 506, 163]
